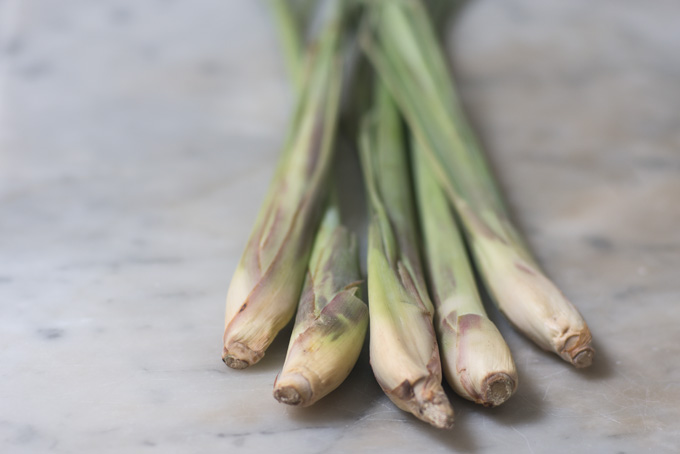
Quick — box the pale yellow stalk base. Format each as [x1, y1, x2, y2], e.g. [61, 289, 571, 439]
[272, 300, 368, 407]
[473, 232, 594, 368]
[272, 206, 368, 406]
[439, 312, 518, 406]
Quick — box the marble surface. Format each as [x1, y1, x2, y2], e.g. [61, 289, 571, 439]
[1, 0, 679, 453]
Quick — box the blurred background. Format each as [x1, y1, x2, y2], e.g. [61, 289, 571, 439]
[1, 1, 679, 453]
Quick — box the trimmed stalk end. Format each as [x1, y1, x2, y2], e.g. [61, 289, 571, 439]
[273, 373, 313, 406]
[223, 355, 249, 370]
[566, 343, 595, 369]
[419, 389, 455, 430]
[222, 342, 264, 369]
[393, 379, 454, 429]
[560, 330, 594, 368]
[572, 348, 595, 368]
[481, 372, 516, 407]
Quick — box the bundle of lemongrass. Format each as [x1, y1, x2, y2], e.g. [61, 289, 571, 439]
[221, 0, 594, 429]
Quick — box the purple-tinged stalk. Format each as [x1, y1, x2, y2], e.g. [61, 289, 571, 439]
[413, 138, 517, 407]
[222, 6, 344, 369]
[274, 204, 368, 406]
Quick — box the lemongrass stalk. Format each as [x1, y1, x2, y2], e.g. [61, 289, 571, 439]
[362, 0, 594, 367]
[274, 202, 368, 406]
[268, 0, 317, 91]
[267, 0, 369, 405]
[360, 84, 454, 429]
[222, 6, 344, 369]
[413, 138, 517, 407]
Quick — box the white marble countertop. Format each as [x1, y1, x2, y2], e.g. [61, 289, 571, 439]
[1, 1, 679, 453]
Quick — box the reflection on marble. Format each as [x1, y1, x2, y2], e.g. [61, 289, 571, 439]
[1, 0, 679, 453]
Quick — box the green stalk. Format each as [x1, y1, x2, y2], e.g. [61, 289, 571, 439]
[360, 84, 454, 429]
[273, 202, 368, 406]
[222, 5, 344, 369]
[413, 138, 517, 407]
[362, 0, 594, 367]
[268, 0, 316, 91]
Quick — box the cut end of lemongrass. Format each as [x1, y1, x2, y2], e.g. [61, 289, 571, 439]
[418, 389, 455, 430]
[273, 387, 303, 406]
[273, 373, 313, 406]
[222, 342, 263, 369]
[563, 339, 595, 368]
[572, 348, 595, 368]
[391, 379, 454, 430]
[559, 329, 595, 368]
[223, 355, 249, 370]
[482, 372, 516, 407]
